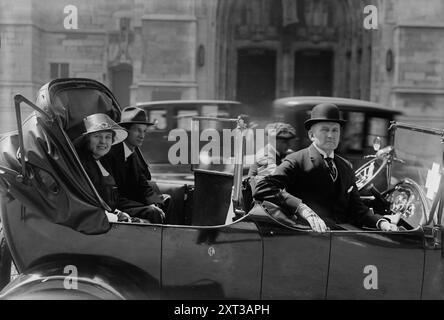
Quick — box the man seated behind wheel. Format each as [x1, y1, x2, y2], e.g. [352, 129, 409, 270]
[103, 106, 167, 223]
[253, 103, 398, 233]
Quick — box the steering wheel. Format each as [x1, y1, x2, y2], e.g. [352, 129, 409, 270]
[380, 179, 429, 230]
[356, 146, 405, 191]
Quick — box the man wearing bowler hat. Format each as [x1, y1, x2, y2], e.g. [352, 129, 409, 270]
[253, 103, 398, 232]
[104, 106, 166, 223]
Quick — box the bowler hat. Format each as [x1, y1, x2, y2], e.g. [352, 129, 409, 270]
[304, 103, 346, 130]
[119, 106, 154, 127]
[73, 113, 128, 146]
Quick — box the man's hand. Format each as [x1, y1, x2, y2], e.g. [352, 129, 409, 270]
[297, 203, 328, 233]
[148, 204, 166, 222]
[378, 220, 398, 231]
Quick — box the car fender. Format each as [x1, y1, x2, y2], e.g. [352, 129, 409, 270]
[0, 254, 161, 300]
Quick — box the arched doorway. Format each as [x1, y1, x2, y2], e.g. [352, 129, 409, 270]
[109, 63, 133, 108]
[236, 48, 277, 116]
[215, 0, 374, 118]
[294, 49, 333, 96]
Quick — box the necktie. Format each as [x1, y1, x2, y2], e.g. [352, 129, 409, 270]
[325, 157, 338, 182]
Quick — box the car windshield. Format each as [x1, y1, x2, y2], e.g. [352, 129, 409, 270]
[391, 123, 444, 208]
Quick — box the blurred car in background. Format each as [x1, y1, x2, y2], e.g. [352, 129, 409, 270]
[134, 100, 247, 180]
[136, 97, 403, 181]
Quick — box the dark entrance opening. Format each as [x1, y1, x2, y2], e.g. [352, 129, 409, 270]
[294, 50, 333, 96]
[110, 63, 133, 107]
[236, 48, 276, 117]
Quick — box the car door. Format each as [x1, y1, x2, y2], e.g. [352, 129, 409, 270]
[421, 224, 444, 299]
[422, 197, 444, 299]
[161, 222, 262, 299]
[327, 229, 424, 299]
[257, 222, 331, 299]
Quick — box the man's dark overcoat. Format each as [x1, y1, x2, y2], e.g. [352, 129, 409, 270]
[254, 144, 383, 228]
[104, 142, 163, 211]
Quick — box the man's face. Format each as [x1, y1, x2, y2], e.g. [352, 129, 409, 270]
[126, 124, 149, 148]
[87, 130, 113, 159]
[309, 122, 340, 154]
[276, 138, 291, 155]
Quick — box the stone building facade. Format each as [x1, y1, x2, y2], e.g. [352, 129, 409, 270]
[0, 0, 443, 132]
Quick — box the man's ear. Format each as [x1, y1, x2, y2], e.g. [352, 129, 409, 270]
[308, 130, 314, 142]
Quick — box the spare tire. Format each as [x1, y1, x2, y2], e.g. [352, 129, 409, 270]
[0, 222, 12, 291]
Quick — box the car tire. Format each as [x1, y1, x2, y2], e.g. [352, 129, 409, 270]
[0, 222, 12, 291]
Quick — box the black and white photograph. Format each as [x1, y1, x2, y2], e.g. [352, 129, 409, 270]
[0, 0, 444, 306]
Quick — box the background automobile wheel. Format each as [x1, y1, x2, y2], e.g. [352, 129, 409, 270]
[0, 222, 12, 291]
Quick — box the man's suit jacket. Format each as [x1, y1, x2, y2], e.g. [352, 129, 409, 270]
[248, 143, 283, 178]
[254, 144, 383, 229]
[104, 143, 163, 207]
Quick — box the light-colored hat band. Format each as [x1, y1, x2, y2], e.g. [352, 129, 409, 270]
[88, 122, 114, 133]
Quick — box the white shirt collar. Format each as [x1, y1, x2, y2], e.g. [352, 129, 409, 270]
[123, 142, 134, 161]
[95, 160, 110, 176]
[312, 143, 335, 159]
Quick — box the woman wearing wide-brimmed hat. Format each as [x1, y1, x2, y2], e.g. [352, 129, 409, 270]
[75, 113, 161, 223]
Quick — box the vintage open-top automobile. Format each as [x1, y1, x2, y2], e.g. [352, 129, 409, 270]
[0, 78, 443, 299]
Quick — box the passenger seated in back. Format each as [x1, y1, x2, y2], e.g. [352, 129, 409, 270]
[247, 122, 296, 196]
[103, 107, 169, 220]
[74, 113, 164, 224]
[248, 122, 296, 178]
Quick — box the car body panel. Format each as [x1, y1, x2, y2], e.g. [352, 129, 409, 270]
[161, 222, 262, 299]
[1, 199, 161, 281]
[257, 223, 330, 299]
[422, 243, 444, 299]
[327, 230, 424, 299]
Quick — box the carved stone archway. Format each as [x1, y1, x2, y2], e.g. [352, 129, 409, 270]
[215, 0, 375, 115]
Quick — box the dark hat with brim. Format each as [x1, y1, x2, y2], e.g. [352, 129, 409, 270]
[304, 103, 346, 130]
[119, 106, 154, 127]
[73, 113, 128, 146]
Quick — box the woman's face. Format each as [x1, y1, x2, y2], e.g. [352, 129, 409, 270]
[87, 130, 113, 159]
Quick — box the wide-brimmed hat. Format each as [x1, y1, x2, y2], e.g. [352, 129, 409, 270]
[265, 122, 296, 140]
[73, 113, 128, 146]
[304, 103, 346, 130]
[119, 106, 154, 127]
